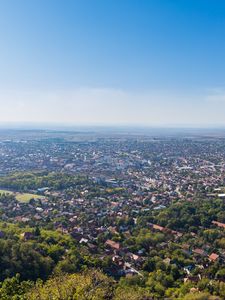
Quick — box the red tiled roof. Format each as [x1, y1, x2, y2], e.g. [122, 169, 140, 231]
[152, 224, 165, 231]
[209, 253, 219, 261]
[193, 248, 205, 256]
[212, 220, 225, 229]
[105, 239, 120, 250]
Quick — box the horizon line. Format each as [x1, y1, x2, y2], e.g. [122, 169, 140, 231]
[0, 121, 225, 131]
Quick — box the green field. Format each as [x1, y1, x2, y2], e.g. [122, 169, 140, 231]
[0, 189, 13, 195]
[0, 189, 44, 202]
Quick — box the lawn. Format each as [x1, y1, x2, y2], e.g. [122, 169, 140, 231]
[0, 189, 44, 202]
[0, 189, 14, 195]
[15, 193, 43, 203]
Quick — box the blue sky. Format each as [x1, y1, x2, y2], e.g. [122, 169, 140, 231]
[0, 0, 225, 126]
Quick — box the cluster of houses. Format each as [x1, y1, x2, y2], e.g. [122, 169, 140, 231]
[0, 135, 224, 280]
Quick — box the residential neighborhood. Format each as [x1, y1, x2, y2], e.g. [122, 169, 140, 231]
[0, 130, 224, 298]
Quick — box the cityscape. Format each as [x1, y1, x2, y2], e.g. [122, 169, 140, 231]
[0, 129, 224, 299]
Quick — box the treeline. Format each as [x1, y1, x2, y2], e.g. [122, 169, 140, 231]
[0, 269, 224, 300]
[0, 223, 85, 282]
[0, 222, 116, 283]
[154, 198, 225, 231]
[0, 172, 90, 192]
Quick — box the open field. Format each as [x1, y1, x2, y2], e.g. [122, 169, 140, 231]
[0, 189, 13, 195]
[0, 189, 44, 202]
[15, 193, 43, 202]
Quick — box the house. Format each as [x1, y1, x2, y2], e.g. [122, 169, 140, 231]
[79, 238, 88, 244]
[212, 220, 225, 229]
[184, 265, 194, 275]
[218, 193, 225, 198]
[181, 244, 190, 251]
[70, 231, 83, 241]
[37, 187, 49, 194]
[130, 253, 140, 261]
[108, 226, 119, 235]
[184, 275, 200, 283]
[192, 248, 206, 256]
[105, 239, 120, 250]
[208, 253, 219, 262]
[152, 224, 165, 232]
[126, 252, 142, 264]
[112, 255, 124, 267]
[163, 258, 171, 266]
[20, 232, 34, 241]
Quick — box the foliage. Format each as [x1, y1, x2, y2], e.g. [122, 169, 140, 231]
[26, 270, 114, 300]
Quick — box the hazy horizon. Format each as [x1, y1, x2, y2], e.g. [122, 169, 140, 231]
[0, 121, 225, 131]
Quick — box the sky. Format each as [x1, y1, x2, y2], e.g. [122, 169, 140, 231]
[0, 0, 225, 127]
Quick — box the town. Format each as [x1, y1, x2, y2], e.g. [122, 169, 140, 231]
[0, 129, 224, 298]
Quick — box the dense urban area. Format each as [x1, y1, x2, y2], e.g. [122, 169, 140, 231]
[0, 129, 224, 299]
